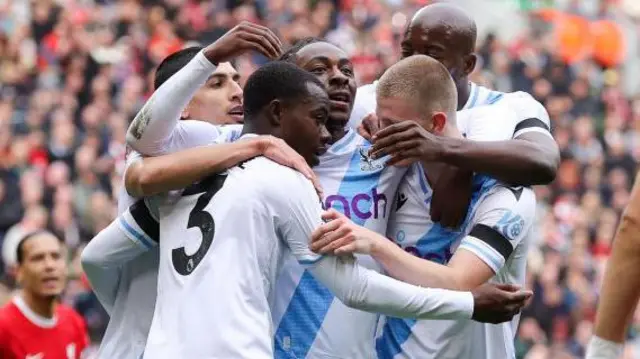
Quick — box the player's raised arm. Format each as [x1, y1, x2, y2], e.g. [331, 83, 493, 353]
[276, 169, 529, 323]
[126, 21, 282, 156]
[81, 200, 158, 313]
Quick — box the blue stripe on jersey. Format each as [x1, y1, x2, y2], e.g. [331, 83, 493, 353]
[274, 144, 383, 358]
[119, 217, 154, 249]
[487, 92, 504, 104]
[376, 175, 497, 359]
[468, 84, 480, 108]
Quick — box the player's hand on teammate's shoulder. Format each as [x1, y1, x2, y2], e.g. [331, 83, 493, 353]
[471, 283, 533, 324]
[253, 135, 323, 197]
[357, 113, 381, 141]
[204, 21, 283, 63]
[310, 209, 382, 255]
[370, 120, 445, 167]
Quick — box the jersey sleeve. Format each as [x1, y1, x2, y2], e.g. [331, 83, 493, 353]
[81, 200, 159, 313]
[126, 50, 221, 156]
[347, 83, 377, 130]
[463, 102, 520, 142]
[508, 92, 553, 139]
[457, 185, 536, 274]
[277, 170, 325, 265]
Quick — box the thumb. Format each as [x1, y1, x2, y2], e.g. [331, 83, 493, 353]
[321, 208, 342, 221]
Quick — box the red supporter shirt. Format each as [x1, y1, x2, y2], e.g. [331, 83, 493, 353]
[0, 296, 89, 359]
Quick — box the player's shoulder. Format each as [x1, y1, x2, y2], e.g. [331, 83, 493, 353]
[349, 81, 379, 128]
[502, 91, 547, 113]
[234, 157, 313, 197]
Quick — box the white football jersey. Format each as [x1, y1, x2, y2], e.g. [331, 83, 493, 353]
[379, 169, 535, 359]
[96, 125, 242, 359]
[272, 129, 407, 359]
[144, 156, 326, 359]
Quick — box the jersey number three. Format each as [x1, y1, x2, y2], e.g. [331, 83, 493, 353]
[172, 175, 227, 276]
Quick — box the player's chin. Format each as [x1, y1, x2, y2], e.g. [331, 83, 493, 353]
[328, 111, 349, 129]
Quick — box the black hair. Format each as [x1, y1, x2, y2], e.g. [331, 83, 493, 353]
[154, 46, 204, 90]
[278, 37, 325, 63]
[16, 230, 62, 264]
[243, 61, 325, 119]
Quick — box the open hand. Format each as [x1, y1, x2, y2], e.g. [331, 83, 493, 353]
[258, 136, 323, 198]
[205, 21, 283, 63]
[371, 121, 446, 167]
[310, 209, 382, 255]
[471, 283, 532, 324]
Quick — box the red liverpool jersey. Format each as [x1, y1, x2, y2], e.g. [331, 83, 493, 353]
[0, 296, 89, 359]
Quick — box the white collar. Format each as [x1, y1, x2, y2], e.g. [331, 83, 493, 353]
[13, 295, 58, 328]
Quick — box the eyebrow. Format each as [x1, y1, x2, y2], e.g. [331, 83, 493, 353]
[208, 72, 241, 81]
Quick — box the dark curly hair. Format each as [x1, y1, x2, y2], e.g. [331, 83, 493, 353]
[278, 37, 326, 63]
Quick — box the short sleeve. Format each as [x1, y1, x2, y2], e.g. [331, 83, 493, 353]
[507, 92, 553, 139]
[463, 101, 520, 142]
[458, 185, 536, 274]
[275, 169, 325, 266]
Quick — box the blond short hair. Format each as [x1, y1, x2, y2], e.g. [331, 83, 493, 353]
[376, 55, 457, 118]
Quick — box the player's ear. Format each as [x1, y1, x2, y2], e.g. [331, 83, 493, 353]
[430, 112, 447, 134]
[267, 99, 283, 127]
[463, 54, 477, 76]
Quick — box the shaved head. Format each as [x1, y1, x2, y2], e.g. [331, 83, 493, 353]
[410, 3, 477, 55]
[376, 55, 457, 130]
[401, 3, 478, 109]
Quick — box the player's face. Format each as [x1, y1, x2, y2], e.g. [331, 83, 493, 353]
[280, 82, 331, 167]
[401, 23, 473, 88]
[188, 62, 243, 125]
[17, 233, 66, 298]
[294, 42, 357, 132]
[376, 96, 435, 132]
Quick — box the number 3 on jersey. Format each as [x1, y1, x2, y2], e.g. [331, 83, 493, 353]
[172, 175, 226, 275]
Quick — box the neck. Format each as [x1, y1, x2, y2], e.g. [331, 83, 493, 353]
[241, 118, 274, 137]
[457, 81, 471, 111]
[21, 290, 56, 319]
[328, 125, 346, 144]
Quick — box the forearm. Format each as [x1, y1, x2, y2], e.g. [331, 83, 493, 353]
[81, 215, 154, 313]
[439, 136, 558, 185]
[370, 237, 462, 290]
[126, 51, 216, 155]
[126, 138, 264, 197]
[594, 173, 640, 342]
[309, 255, 473, 320]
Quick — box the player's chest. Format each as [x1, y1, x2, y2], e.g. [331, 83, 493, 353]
[316, 148, 405, 229]
[9, 328, 82, 359]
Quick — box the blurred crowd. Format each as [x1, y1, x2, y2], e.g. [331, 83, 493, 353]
[1, 0, 639, 357]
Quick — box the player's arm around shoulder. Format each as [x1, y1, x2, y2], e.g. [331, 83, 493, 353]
[451, 185, 536, 289]
[508, 93, 560, 183]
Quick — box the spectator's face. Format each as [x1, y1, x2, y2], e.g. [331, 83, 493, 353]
[187, 62, 243, 125]
[17, 233, 66, 299]
[294, 42, 357, 135]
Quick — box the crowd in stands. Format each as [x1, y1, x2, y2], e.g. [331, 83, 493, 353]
[1, 0, 639, 357]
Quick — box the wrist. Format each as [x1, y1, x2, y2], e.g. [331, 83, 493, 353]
[438, 136, 463, 164]
[202, 47, 221, 66]
[370, 235, 391, 260]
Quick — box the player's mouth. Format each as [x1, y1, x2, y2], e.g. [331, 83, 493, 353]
[41, 276, 60, 289]
[328, 91, 352, 112]
[227, 105, 244, 123]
